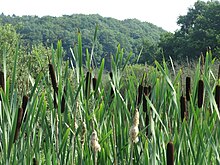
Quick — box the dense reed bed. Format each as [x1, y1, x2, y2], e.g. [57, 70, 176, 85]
[0, 30, 220, 165]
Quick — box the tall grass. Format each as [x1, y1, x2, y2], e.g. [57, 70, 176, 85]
[0, 29, 220, 165]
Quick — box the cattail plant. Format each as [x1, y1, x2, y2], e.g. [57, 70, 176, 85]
[186, 76, 191, 101]
[61, 87, 66, 113]
[145, 113, 149, 136]
[90, 130, 101, 165]
[109, 72, 114, 99]
[136, 85, 143, 106]
[14, 108, 24, 142]
[81, 121, 86, 146]
[129, 109, 139, 143]
[49, 63, 58, 109]
[48, 63, 58, 93]
[143, 86, 148, 113]
[85, 71, 91, 99]
[180, 95, 187, 121]
[198, 80, 204, 108]
[215, 85, 220, 110]
[167, 141, 174, 165]
[33, 158, 38, 165]
[0, 71, 4, 101]
[90, 130, 101, 152]
[92, 77, 97, 91]
[22, 95, 29, 121]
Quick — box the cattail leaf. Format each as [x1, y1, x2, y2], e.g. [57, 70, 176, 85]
[146, 97, 168, 136]
[59, 128, 70, 154]
[203, 77, 220, 120]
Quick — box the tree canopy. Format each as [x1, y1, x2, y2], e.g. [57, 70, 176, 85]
[0, 13, 165, 69]
[159, 0, 220, 61]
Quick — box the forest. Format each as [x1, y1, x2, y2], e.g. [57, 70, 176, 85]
[1, 1, 220, 67]
[0, 1, 220, 165]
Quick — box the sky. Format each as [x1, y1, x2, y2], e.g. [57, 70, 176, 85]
[0, 0, 204, 32]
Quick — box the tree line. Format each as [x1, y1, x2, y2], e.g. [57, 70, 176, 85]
[0, 0, 220, 68]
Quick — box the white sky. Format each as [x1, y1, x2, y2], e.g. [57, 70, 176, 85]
[0, 0, 203, 32]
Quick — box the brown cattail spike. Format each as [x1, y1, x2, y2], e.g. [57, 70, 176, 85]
[22, 95, 29, 121]
[109, 72, 113, 80]
[143, 86, 148, 112]
[14, 108, 24, 142]
[61, 87, 66, 113]
[145, 113, 149, 136]
[54, 90, 58, 109]
[0, 71, 4, 101]
[198, 80, 204, 108]
[137, 85, 143, 106]
[92, 77, 97, 91]
[167, 141, 174, 165]
[33, 158, 38, 165]
[109, 72, 114, 99]
[180, 95, 187, 121]
[85, 71, 91, 99]
[215, 85, 220, 110]
[49, 64, 58, 93]
[0, 71, 4, 91]
[186, 77, 191, 101]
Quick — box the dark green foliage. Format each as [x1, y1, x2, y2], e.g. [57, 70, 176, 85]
[159, 1, 220, 61]
[0, 14, 165, 68]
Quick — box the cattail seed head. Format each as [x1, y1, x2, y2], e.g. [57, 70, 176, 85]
[90, 130, 101, 152]
[33, 158, 38, 165]
[109, 71, 113, 80]
[215, 85, 220, 110]
[54, 90, 58, 109]
[186, 77, 191, 101]
[85, 71, 91, 99]
[0, 71, 4, 101]
[48, 64, 58, 93]
[129, 109, 139, 143]
[81, 121, 86, 146]
[22, 95, 29, 121]
[167, 141, 174, 165]
[14, 107, 24, 142]
[198, 80, 204, 108]
[143, 86, 148, 112]
[61, 87, 66, 113]
[137, 85, 143, 106]
[180, 95, 187, 121]
[0, 71, 4, 91]
[92, 77, 97, 91]
[133, 109, 139, 126]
